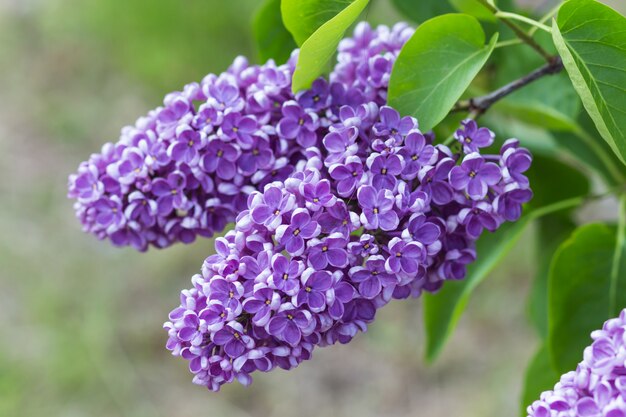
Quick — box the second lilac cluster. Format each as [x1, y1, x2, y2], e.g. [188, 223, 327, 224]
[164, 104, 533, 391]
[528, 310, 626, 417]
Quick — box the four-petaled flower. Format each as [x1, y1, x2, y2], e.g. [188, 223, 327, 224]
[358, 186, 399, 231]
[276, 209, 321, 255]
[449, 153, 502, 200]
[350, 255, 397, 299]
[307, 233, 349, 269]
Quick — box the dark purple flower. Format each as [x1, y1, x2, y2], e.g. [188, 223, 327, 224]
[275, 208, 321, 256]
[151, 172, 187, 215]
[220, 112, 257, 147]
[458, 201, 500, 238]
[385, 238, 426, 275]
[276, 101, 319, 147]
[242, 287, 281, 326]
[168, 127, 206, 164]
[323, 127, 359, 165]
[237, 137, 273, 175]
[318, 200, 359, 237]
[301, 179, 336, 211]
[403, 214, 441, 247]
[349, 255, 397, 299]
[202, 199, 233, 234]
[307, 233, 349, 269]
[502, 145, 532, 187]
[297, 78, 330, 110]
[418, 157, 455, 205]
[398, 131, 435, 179]
[358, 186, 399, 231]
[266, 304, 313, 346]
[268, 254, 302, 296]
[455, 119, 494, 153]
[494, 186, 533, 221]
[373, 106, 416, 139]
[449, 153, 502, 200]
[368, 154, 404, 190]
[198, 137, 239, 181]
[329, 156, 364, 197]
[348, 233, 379, 257]
[212, 322, 254, 358]
[249, 186, 296, 230]
[294, 269, 333, 312]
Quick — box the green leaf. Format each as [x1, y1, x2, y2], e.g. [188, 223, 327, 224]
[290, 0, 369, 92]
[520, 345, 559, 417]
[390, 0, 454, 23]
[526, 156, 589, 337]
[548, 219, 626, 373]
[423, 217, 531, 362]
[449, 0, 496, 22]
[253, 0, 297, 64]
[552, 0, 626, 165]
[388, 14, 498, 132]
[281, 0, 355, 46]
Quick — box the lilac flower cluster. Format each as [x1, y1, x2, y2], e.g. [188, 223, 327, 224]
[528, 310, 626, 417]
[67, 22, 411, 251]
[164, 105, 533, 391]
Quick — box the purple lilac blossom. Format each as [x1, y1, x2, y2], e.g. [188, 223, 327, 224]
[527, 309, 626, 417]
[165, 102, 533, 391]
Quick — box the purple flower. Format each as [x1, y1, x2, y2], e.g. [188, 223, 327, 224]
[398, 131, 435, 179]
[220, 112, 257, 147]
[329, 156, 364, 197]
[358, 186, 399, 231]
[297, 78, 329, 110]
[151, 172, 187, 215]
[276, 101, 319, 147]
[268, 254, 302, 296]
[455, 119, 494, 153]
[418, 157, 455, 205]
[192, 103, 223, 133]
[198, 303, 232, 332]
[368, 154, 404, 190]
[68, 165, 103, 203]
[318, 200, 359, 237]
[385, 238, 426, 276]
[92, 196, 125, 230]
[348, 233, 379, 257]
[242, 287, 281, 326]
[294, 269, 333, 312]
[207, 78, 244, 111]
[249, 187, 296, 230]
[168, 127, 206, 164]
[301, 179, 336, 211]
[125, 191, 157, 227]
[349, 255, 397, 299]
[208, 278, 244, 314]
[494, 186, 533, 221]
[237, 137, 273, 175]
[502, 144, 532, 187]
[403, 214, 441, 247]
[275, 208, 321, 256]
[199, 139, 240, 180]
[449, 153, 502, 200]
[323, 127, 359, 165]
[307, 233, 349, 269]
[373, 106, 416, 139]
[267, 304, 313, 346]
[177, 312, 204, 346]
[107, 148, 147, 185]
[212, 322, 254, 358]
[458, 201, 500, 238]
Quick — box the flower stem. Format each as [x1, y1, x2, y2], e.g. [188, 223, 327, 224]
[494, 11, 552, 33]
[476, 0, 554, 62]
[452, 58, 564, 116]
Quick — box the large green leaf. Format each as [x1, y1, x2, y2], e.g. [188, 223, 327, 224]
[390, 0, 454, 23]
[423, 217, 531, 362]
[281, 0, 355, 46]
[520, 345, 559, 417]
[449, 0, 496, 22]
[548, 216, 626, 373]
[388, 14, 498, 131]
[552, 0, 626, 165]
[290, 0, 369, 92]
[253, 0, 297, 64]
[526, 156, 589, 337]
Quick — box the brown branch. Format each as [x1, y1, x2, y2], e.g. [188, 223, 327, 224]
[452, 57, 563, 116]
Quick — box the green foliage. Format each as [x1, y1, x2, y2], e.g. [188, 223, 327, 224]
[389, 0, 454, 23]
[423, 216, 531, 362]
[281, 0, 355, 46]
[449, 0, 496, 22]
[552, 0, 626, 166]
[253, 0, 297, 64]
[520, 345, 559, 416]
[388, 14, 498, 131]
[547, 222, 626, 373]
[291, 0, 369, 92]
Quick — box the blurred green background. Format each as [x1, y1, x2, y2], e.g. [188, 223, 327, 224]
[0, 0, 624, 416]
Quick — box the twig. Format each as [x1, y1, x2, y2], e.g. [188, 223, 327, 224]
[476, 0, 554, 62]
[452, 57, 563, 115]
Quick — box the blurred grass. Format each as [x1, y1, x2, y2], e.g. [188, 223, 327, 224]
[0, 0, 624, 417]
